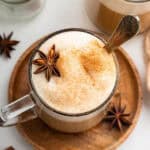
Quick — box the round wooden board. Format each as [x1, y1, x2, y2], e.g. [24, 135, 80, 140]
[8, 37, 142, 150]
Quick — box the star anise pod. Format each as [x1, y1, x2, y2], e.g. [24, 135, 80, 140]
[32, 44, 60, 81]
[5, 146, 15, 150]
[104, 93, 132, 132]
[0, 32, 19, 58]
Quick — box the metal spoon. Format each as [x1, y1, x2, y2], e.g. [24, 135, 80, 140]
[104, 15, 140, 52]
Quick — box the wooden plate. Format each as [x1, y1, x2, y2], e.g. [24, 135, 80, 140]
[8, 36, 142, 150]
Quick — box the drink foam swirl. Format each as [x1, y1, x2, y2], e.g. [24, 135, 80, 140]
[31, 31, 117, 114]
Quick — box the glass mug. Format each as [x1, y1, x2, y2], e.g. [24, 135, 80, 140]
[0, 28, 119, 133]
[0, 0, 45, 20]
[86, 0, 150, 34]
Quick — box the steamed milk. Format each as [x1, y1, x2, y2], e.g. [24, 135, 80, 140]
[100, 0, 150, 15]
[31, 31, 117, 114]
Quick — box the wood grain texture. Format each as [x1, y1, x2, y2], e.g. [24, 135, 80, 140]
[8, 37, 142, 150]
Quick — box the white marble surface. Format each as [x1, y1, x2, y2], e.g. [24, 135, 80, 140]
[0, 0, 149, 150]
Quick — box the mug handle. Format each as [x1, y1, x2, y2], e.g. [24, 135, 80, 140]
[0, 93, 37, 127]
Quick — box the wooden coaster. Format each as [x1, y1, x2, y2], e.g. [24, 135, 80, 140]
[8, 37, 142, 150]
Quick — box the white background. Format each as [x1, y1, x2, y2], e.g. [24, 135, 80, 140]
[0, 0, 149, 150]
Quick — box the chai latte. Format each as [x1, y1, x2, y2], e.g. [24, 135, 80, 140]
[31, 30, 117, 132]
[86, 0, 150, 34]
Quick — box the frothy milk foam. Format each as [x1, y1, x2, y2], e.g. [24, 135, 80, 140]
[100, 0, 150, 15]
[31, 31, 117, 114]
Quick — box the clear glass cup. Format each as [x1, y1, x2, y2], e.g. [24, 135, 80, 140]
[86, 0, 150, 34]
[0, 0, 45, 20]
[0, 28, 119, 133]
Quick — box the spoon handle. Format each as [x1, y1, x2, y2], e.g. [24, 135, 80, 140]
[104, 15, 140, 52]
